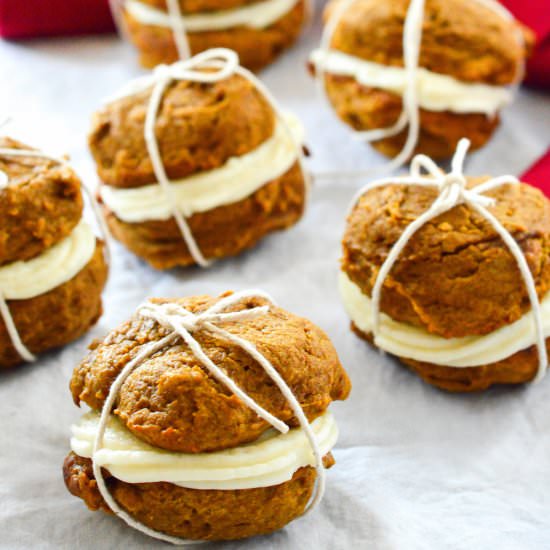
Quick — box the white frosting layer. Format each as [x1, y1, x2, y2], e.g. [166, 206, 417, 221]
[339, 271, 550, 367]
[310, 49, 512, 116]
[100, 114, 303, 223]
[0, 221, 96, 300]
[125, 0, 299, 31]
[71, 410, 338, 490]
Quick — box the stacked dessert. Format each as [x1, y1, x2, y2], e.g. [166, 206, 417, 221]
[0, 138, 108, 367]
[340, 140, 550, 391]
[90, 49, 308, 269]
[63, 291, 351, 542]
[310, 0, 533, 160]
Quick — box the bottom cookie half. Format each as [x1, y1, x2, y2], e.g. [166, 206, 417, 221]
[104, 163, 306, 270]
[352, 323, 550, 392]
[0, 242, 108, 368]
[324, 75, 500, 161]
[63, 451, 334, 541]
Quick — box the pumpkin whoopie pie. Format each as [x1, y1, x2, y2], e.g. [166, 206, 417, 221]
[119, 0, 308, 70]
[339, 140, 550, 392]
[0, 138, 108, 368]
[309, 0, 533, 160]
[90, 49, 308, 270]
[63, 291, 351, 542]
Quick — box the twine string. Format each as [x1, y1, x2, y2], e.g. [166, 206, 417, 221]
[166, 0, 192, 60]
[108, 0, 127, 37]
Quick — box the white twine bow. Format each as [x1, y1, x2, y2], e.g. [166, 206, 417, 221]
[106, 47, 309, 268]
[350, 138, 548, 382]
[92, 290, 325, 546]
[0, 137, 111, 363]
[315, 0, 524, 181]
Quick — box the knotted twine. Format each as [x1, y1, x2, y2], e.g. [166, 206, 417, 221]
[349, 138, 548, 382]
[92, 290, 325, 545]
[105, 47, 309, 267]
[315, 0, 525, 180]
[0, 141, 111, 362]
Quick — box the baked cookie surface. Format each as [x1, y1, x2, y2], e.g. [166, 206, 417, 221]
[103, 163, 305, 269]
[89, 74, 275, 188]
[71, 293, 350, 452]
[0, 137, 83, 266]
[63, 452, 330, 540]
[0, 243, 108, 367]
[343, 180, 550, 337]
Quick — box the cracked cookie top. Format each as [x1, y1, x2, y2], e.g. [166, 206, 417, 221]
[342, 179, 550, 338]
[70, 293, 351, 453]
[0, 137, 83, 267]
[89, 74, 275, 189]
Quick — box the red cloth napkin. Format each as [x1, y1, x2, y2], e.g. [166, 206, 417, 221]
[521, 148, 550, 197]
[500, 0, 550, 89]
[0, 0, 115, 39]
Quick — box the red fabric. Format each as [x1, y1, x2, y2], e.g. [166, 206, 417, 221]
[521, 148, 550, 197]
[0, 0, 115, 39]
[500, 0, 550, 89]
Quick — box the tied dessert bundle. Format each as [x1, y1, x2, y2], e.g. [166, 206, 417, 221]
[64, 291, 351, 543]
[340, 140, 550, 392]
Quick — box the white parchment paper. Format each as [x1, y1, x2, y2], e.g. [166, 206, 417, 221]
[1, 14, 550, 550]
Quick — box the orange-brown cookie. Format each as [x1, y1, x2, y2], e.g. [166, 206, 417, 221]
[311, 0, 534, 159]
[90, 61, 308, 269]
[121, 0, 307, 71]
[63, 452, 334, 541]
[64, 292, 351, 541]
[0, 138, 83, 266]
[351, 323, 550, 392]
[0, 243, 108, 368]
[341, 178, 550, 391]
[102, 163, 304, 269]
[71, 293, 350, 452]
[0, 141, 108, 368]
[89, 74, 275, 188]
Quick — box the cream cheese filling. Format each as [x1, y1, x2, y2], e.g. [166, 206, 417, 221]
[99, 114, 304, 223]
[125, 0, 299, 32]
[71, 410, 338, 490]
[339, 271, 550, 367]
[0, 221, 96, 300]
[310, 49, 512, 116]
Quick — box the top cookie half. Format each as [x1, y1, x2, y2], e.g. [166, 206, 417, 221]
[71, 293, 351, 453]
